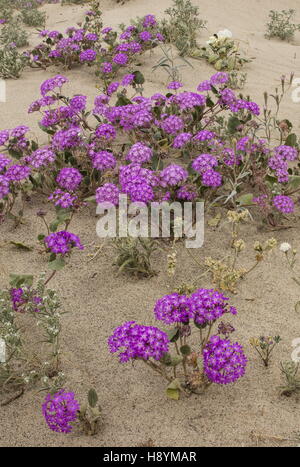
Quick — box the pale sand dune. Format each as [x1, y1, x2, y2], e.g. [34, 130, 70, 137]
[0, 0, 300, 447]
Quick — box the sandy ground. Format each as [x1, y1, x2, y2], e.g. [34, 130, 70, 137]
[0, 0, 300, 447]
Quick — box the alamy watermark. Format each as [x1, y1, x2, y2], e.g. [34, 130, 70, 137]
[96, 195, 204, 249]
[0, 338, 6, 363]
[292, 77, 300, 103]
[0, 79, 6, 103]
[291, 338, 300, 363]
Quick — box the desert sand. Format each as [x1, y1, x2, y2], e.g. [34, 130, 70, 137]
[0, 0, 300, 447]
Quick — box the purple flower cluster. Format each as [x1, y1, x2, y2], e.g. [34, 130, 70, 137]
[154, 293, 193, 324]
[108, 321, 169, 362]
[160, 115, 184, 135]
[40, 75, 68, 97]
[0, 154, 11, 172]
[176, 184, 198, 201]
[190, 289, 237, 326]
[272, 195, 294, 214]
[160, 164, 188, 187]
[268, 145, 298, 183]
[96, 183, 120, 206]
[153, 289, 236, 327]
[42, 389, 80, 433]
[197, 72, 229, 92]
[5, 165, 30, 182]
[95, 123, 116, 141]
[90, 151, 116, 171]
[44, 231, 84, 255]
[172, 132, 192, 149]
[126, 142, 153, 164]
[48, 189, 78, 209]
[203, 335, 247, 384]
[0, 175, 10, 199]
[56, 168, 82, 191]
[79, 49, 97, 62]
[26, 147, 56, 168]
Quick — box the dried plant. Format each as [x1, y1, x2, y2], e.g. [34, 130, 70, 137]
[266, 10, 300, 42]
[250, 336, 281, 367]
[280, 361, 300, 396]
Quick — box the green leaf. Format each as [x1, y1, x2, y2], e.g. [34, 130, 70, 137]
[295, 301, 300, 314]
[166, 328, 180, 343]
[10, 241, 33, 251]
[49, 220, 60, 233]
[170, 355, 183, 366]
[48, 257, 66, 271]
[285, 133, 297, 147]
[166, 379, 181, 401]
[88, 388, 98, 408]
[37, 234, 46, 241]
[227, 116, 241, 134]
[133, 70, 145, 85]
[288, 176, 300, 190]
[9, 274, 34, 288]
[159, 352, 172, 366]
[180, 345, 191, 356]
[236, 193, 254, 206]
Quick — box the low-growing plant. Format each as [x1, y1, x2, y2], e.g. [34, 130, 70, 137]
[19, 8, 46, 28]
[0, 19, 29, 47]
[113, 237, 159, 277]
[0, 44, 28, 79]
[250, 335, 281, 367]
[42, 387, 102, 434]
[108, 289, 247, 400]
[192, 29, 253, 71]
[280, 361, 300, 396]
[265, 10, 300, 42]
[159, 0, 207, 56]
[0, 273, 64, 401]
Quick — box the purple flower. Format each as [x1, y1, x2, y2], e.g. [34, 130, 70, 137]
[95, 123, 116, 140]
[48, 189, 78, 209]
[121, 74, 135, 87]
[203, 335, 247, 384]
[69, 95, 87, 112]
[127, 180, 155, 203]
[44, 231, 84, 255]
[190, 289, 237, 326]
[5, 165, 30, 182]
[85, 33, 98, 41]
[160, 164, 188, 187]
[40, 75, 68, 97]
[108, 321, 169, 363]
[0, 154, 11, 172]
[167, 81, 183, 90]
[142, 14, 157, 28]
[193, 130, 216, 142]
[52, 126, 82, 151]
[210, 72, 229, 86]
[274, 145, 298, 161]
[175, 92, 206, 110]
[79, 49, 97, 62]
[90, 151, 116, 171]
[192, 154, 218, 174]
[107, 82, 120, 96]
[201, 169, 222, 187]
[161, 115, 184, 135]
[0, 175, 10, 199]
[101, 62, 113, 73]
[154, 293, 192, 325]
[126, 142, 153, 164]
[113, 53, 128, 66]
[56, 168, 82, 191]
[26, 147, 56, 168]
[96, 183, 120, 206]
[139, 31, 152, 42]
[172, 132, 192, 149]
[10, 126, 30, 139]
[272, 195, 294, 214]
[0, 130, 10, 146]
[176, 184, 198, 201]
[42, 389, 80, 433]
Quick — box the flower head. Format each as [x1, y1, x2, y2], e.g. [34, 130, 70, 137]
[42, 389, 80, 433]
